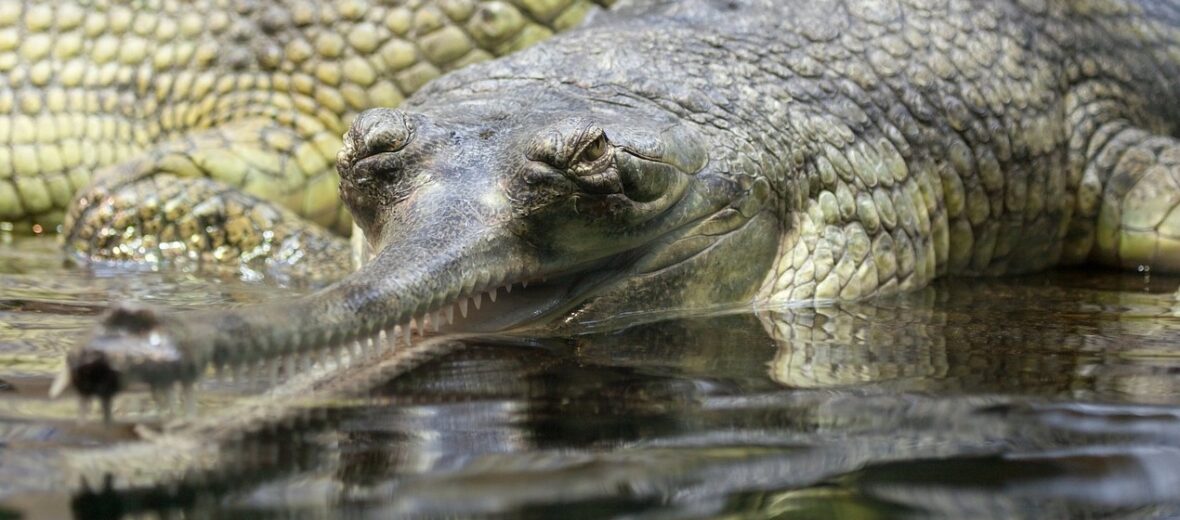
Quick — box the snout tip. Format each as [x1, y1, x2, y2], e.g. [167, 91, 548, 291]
[67, 349, 122, 400]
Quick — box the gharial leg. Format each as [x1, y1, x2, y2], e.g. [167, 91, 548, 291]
[64, 118, 352, 282]
[1066, 121, 1180, 272]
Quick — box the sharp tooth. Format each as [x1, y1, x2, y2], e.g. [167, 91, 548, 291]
[100, 397, 113, 424]
[78, 397, 92, 422]
[152, 386, 169, 410]
[402, 324, 412, 345]
[489, 287, 497, 302]
[410, 316, 420, 337]
[474, 293, 482, 309]
[459, 298, 468, 318]
[171, 385, 182, 416]
[418, 315, 427, 337]
[376, 330, 387, 353]
[134, 424, 162, 441]
[521, 280, 528, 289]
[433, 312, 441, 332]
[445, 306, 454, 325]
[505, 283, 512, 294]
[49, 366, 71, 398]
[181, 383, 196, 417]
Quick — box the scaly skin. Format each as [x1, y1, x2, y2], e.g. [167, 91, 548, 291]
[58, 0, 1180, 420]
[0, 0, 608, 277]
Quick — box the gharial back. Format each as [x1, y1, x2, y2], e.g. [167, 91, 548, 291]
[414, 0, 1180, 302]
[0, 0, 600, 235]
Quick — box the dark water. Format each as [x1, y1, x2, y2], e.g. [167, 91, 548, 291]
[2, 236, 1180, 518]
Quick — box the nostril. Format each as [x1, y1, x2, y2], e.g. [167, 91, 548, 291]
[69, 350, 122, 399]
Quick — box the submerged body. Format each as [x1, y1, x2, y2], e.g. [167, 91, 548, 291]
[62, 0, 1180, 410]
[0, 0, 604, 277]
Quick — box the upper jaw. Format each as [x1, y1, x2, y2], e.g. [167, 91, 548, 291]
[431, 253, 633, 335]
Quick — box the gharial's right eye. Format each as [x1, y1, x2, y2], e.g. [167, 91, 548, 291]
[527, 118, 614, 173]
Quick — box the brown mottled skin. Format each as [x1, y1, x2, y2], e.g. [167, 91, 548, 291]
[0, 0, 607, 279]
[56, 0, 1180, 437]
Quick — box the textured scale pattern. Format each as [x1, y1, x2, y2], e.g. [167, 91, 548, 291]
[42, 0, 1180, 479]
[0, 0, 604, 272]
[419, 0, 1180, 302]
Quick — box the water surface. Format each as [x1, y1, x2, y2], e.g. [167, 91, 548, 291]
[1, 236, 1180, 518]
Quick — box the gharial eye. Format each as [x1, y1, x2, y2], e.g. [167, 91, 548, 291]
[575, 133, 609, 164]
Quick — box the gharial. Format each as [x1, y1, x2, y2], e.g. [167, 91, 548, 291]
[0, 0, 609, 280]
[57, 0, 1180, 415]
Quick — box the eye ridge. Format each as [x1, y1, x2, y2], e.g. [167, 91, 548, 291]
[525, 122, 611, 173]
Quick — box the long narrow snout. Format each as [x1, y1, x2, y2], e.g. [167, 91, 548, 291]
[58, 111, 546, 416]
[60, 215, 540, 417]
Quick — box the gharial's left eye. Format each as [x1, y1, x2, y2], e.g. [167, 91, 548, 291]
[574, 132, 609, 165]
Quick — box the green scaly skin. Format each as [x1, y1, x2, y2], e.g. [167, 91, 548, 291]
[57, 0, 1180, 442]
[0, 0, 609, 279]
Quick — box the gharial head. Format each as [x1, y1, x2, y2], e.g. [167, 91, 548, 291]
[335, 83, 778, 332]
[57, 81, 782, 413]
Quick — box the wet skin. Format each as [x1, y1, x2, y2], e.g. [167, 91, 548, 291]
[58, 0, 1180, 419]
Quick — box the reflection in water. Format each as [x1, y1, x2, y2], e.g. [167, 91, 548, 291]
[1, 237, 1180, 517]
[765, 279, 1180, 402]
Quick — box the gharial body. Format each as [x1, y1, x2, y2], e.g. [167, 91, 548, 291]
[60, 0, 1180, 412]
[0, 0, 607, 278]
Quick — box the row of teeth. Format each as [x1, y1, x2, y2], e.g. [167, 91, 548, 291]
[89, 279, 539, 421]
[410, 279, 531, 335]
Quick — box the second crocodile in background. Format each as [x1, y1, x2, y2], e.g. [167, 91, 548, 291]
[61, 0, 1180, 414]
